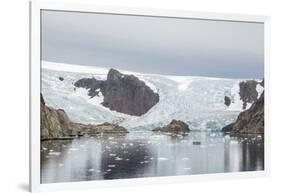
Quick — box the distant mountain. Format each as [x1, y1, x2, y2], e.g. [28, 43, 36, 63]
[41, 61, 263, 131]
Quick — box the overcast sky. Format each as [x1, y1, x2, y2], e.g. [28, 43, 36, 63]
[41, 10, 264, 78]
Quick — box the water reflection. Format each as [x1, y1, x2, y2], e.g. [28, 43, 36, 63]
[41, 132, 264, 183]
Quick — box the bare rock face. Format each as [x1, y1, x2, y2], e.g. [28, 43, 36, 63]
[40, 94, 128, 140]
[222, 92, 264, 134]
[41, 93, 75, 140]
[152, 120, 190, 133]
[239, 80, 259, 109]
[224, 96, 231, 106]
[74, 68, 159, 116]
[74, 78, 105, 98]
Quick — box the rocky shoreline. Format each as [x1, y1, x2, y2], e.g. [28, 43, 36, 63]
[41, 75, 265, 139]
[41, 94, 128, 140]
[222, 91, 264, 134]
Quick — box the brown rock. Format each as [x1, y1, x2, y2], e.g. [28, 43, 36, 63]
[222, 92, 264, 134]
[74, 68, 159, 116]
[40, 94, 128, 140]
[239, 80, 259, 109]
[152, 120, 190, 133]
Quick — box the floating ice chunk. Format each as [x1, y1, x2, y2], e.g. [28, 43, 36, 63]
[230, 140, 238, 144]
[58, 163, 64, 167]
[88, 168, 94, 172]
[108, 165, 116, 168]
[182, 158, 189, 161]
[42, 147, 48, 151]
[224, 135, 230, 139]
[48, 152, 61, 156]
[184, 167, 191, 170]
[107, 169, 112, 172]
[109, 153, 116, 157]
[158, 157, 168, 161]
[115, 157, 123, 161]
[69, 148, 79, 151]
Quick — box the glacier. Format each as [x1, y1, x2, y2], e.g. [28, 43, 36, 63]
[41, 61, 263, 131]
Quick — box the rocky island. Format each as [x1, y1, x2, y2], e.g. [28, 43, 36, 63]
[152, 120, 190, 134]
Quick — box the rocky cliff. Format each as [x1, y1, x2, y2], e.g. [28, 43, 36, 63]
[74, 68, 159, 116]
[239, 80, 263, 109]
[224, 80, 264, 109]
[41, 94, 128, 140]
[222, 92, 264, 134]
[152, 120, 190, 133]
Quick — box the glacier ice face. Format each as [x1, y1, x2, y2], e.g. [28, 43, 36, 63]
[41, 61, 261, 131]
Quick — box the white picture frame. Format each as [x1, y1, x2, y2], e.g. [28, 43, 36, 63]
[30, 0, 271, 192]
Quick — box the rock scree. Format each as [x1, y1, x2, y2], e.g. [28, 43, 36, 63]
[74, 68, 160, 116]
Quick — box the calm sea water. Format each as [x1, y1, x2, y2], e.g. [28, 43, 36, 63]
[41, 131, 264, 183]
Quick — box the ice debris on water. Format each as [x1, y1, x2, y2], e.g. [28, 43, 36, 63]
[48, 152, 61, 156]
[115, 157, 123, 161]
[158, 157, 168, 161]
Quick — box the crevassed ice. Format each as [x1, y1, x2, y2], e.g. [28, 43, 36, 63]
[41, 61, 261, 131]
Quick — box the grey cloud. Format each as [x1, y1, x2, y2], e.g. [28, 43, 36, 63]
[41, 10, 264, 78]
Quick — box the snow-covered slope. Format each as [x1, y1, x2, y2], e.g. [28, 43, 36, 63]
[41, 61, 263, 131]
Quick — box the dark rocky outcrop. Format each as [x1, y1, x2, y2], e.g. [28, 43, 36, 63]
[239, 80, 264, 109]
[74, 68, 159, 116]
[224, 96, 231, 106]
[222, 92, 264, 134]
[41, 94, 128, 140]
[41, 94, 75, 140]
[152, 120, 190, 133]
[74, 77, 105, 98]
[59, 77, 64, 81]
[239, 80, 259, 109]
